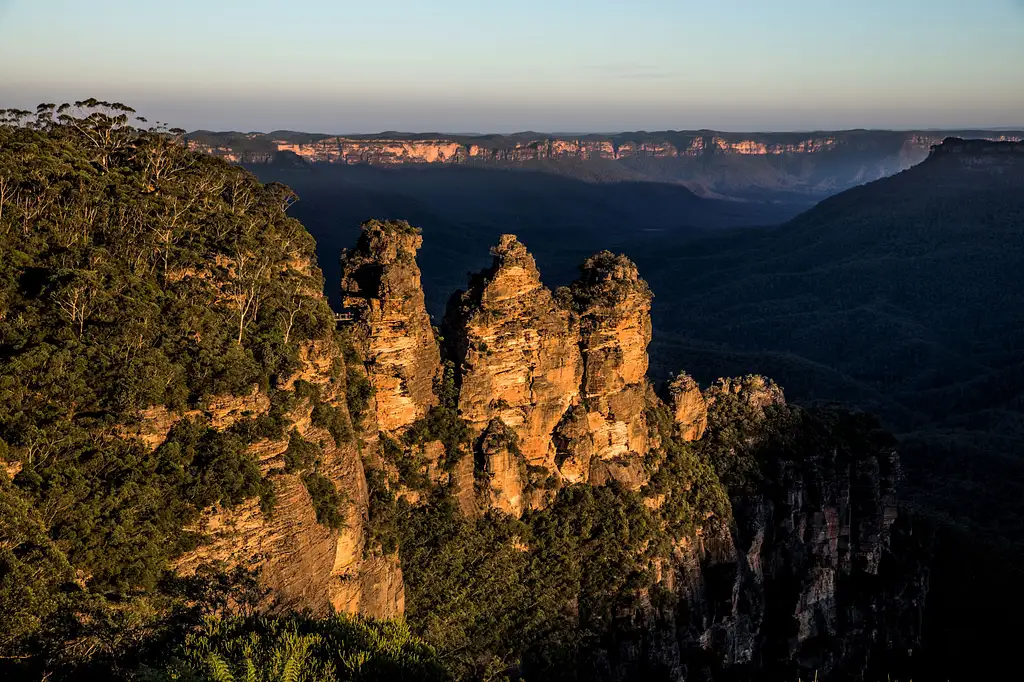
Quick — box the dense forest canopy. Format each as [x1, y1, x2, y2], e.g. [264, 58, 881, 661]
[0, 101, 348, 677]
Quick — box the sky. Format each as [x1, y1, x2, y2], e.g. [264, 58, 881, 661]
[1, 0, 1023, 133]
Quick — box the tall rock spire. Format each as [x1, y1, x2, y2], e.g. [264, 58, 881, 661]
[445, 235, 583, 473]
[340, 220, 441, 434]
[555, 251, 653, 487]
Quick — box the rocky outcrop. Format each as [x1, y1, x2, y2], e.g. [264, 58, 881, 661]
[446, 235, 582, 472]
[552, 404, 594, 485]
[668, 372, 707, 441]
[705, 374, 786, 419]
[167, 336, 403, 619]
[340, 220, 441, 434]
[688, 410, 918, 680]
[555, 252, 653, 488]
[478, 419, 527, 517]
[604, 403, 924, 681]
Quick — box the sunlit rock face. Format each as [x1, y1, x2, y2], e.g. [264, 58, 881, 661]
[444, 234, 583, 473]
[339, 220, 441, 434]
[478, 418, 528, 517]
[704, 374, 786, 419]
[554, 251, 653, 488]
[668, 372, 707, 442]
[163, 295, 405, 618]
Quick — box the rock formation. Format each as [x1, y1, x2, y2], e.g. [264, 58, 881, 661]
[163, 228, 923, 676]
[705, 374, 786, 419]
[445, 234, 582, 472]
[339, 220, 441, 434]
[188, 130, 1024, 203]
[654, 405, 920, 681]
[668, 372, 707, 441]
[478, 418, 527, 517]
[555, 251, 653, 488]
[168, 335, 403, 619]
[188, 130, 1024, 168]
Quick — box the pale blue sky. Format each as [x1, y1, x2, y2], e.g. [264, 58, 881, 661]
[1, 0, 1022, 133]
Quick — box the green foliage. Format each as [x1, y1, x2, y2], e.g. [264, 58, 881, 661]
[364, 467, 402, 556]
[148, 614, 448, 682]
[0, 481, 73, 655]
[403, 361, 470, 471]
[380, 433, 430, 490]
[284, 429, 323, 474]
[344, 367, 373, 426]
[396, 484, 663, 680]
[301, 472, 347, 530]
[310, 402, 352, 447]
[697, 390, 772, 491]
[0, 102, 336, 665]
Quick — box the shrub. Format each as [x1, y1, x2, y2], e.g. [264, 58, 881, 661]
[284, 429, 323, 474]
[150, 614, 448, 682]
[301, 472, 347, 530]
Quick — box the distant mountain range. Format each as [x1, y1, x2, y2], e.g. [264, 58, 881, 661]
[187, 128, 1024, 202]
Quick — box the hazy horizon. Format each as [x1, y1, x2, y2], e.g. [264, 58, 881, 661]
[186, 125, 1024, 137]
[2, 0, 1023, 133]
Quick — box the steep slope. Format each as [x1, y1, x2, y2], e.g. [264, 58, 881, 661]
[0, 105, 404, 675]
[443, 234, 582, 481]
[645, 139, 1024, 530]
[555, 252, 654, 487]
[0, 105, 932, 682]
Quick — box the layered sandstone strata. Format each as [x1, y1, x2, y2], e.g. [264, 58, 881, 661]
[339, 220, 441, 434]
[555, 252, 653, 487]
[445, 235, 582, 471]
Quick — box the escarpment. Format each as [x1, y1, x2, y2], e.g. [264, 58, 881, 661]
[164, 269, 405, 619]
[598, 381, 924, 681]
[339, 220, 441, 434]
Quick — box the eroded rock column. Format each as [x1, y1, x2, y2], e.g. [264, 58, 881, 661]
[556, 251, 653, 487]
[445, 235, 583, 473]
[340, 220, 441, 434]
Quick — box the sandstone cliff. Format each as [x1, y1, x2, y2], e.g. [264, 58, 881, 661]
[603, 381, 923, 681]
[668, 372, 707, 441]
[339, 220, 441, 434]
[189, 131, 1022, 167]
[152, 225, 923, 674]
[163, 334, 403, 619]
[478, 418, 528, 517]
[555, 251, 653, 489]
[445, 235, 582, 475]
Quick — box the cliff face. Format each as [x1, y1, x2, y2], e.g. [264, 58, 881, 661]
[155, 223, 922, 673]
[556, 252, 653, 489]
[191, 131, 1022, 166]
[161, 276, 405, 619]
[188, 131, 1024, 169]
[339, 220, 441, 434]
[187, 129, 1024, 203]
[445, 235, 583, 473]
[478, 418, 528, 517]
[668, 373, 707, 442]
[608, 383, 924, 681]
